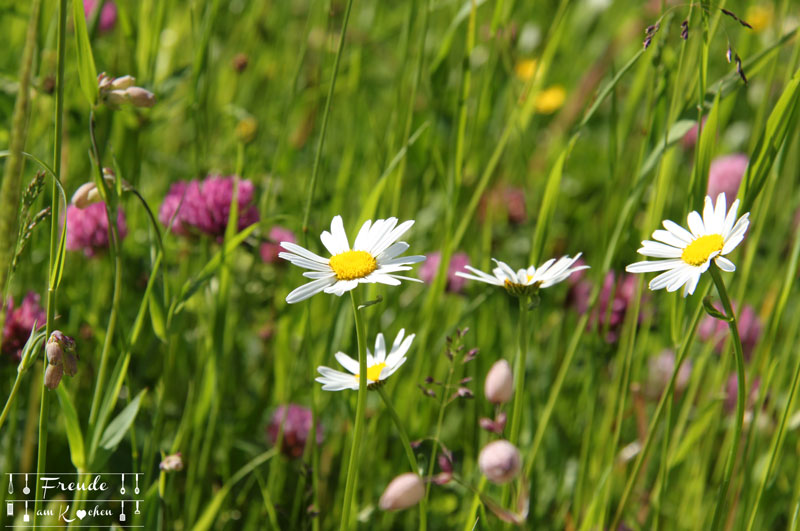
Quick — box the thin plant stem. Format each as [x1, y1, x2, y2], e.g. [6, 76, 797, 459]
[34, 0, 64, 524]
[423, 344, 455, 506]
[87, 111, 124, 430]
[377, 386, 427, 531]
[301, 0, 355, 237]
[508, 294, 529, 446]
[708, 265, 747, 530]
[339, 289, 368, 531]
[746, 335, 800, 529]
[0, 370, 24, 432]
[610, 286, 708, 529]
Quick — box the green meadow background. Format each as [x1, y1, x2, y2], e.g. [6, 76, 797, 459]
[1, 0, 800, 529]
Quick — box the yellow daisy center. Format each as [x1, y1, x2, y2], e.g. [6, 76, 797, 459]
[681, 234, 724, 266]
[329, 250, 377, 280]
[355, 362, 387, 382]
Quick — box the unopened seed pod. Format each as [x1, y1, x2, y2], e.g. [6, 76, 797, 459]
[110, 75, 136, 90]
[71, 182, 98, 209]
[378, 473, 425, 511]
[126, 87, 156, 108]
[63, 352, 78, 377]
[44, 364, 63, 390]
[478, 439, 521, 484]
[484, 359, 513, 404]
[45, 338, 63, 366]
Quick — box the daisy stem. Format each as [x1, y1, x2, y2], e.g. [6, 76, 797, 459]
[708, 265, 746, 530]
[340, 289, 368, 531]
[610, 288, 707, 530]
[376, 386, 427, 531]
[508, 294, 530, 446]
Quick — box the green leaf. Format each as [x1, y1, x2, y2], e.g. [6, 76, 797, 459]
[742, 69, 800, 211]
[691, 91, 721, 205]
[174, 224, 257, 314]
[358, 121, 429, 224]
[148, 284, 167, 342]
[429, 0, 488, 74]
[91, 389, 146, 469]
[670, 404, 718, 467]
[193, 449, 276, 531]
[56, 386, 85, 470]
[72, 0, 99, 105]
[529, 136, 577, 265]
[702, 295, 731, 321]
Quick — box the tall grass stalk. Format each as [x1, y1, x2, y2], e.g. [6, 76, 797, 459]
[377, 386, 427, 530]
[610, 288, 708, 529]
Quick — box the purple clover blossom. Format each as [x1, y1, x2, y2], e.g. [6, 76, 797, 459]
[681, 116, 708, 150]
[84, 0, 117, 33]
[419, 252, 470, 293]
[3, 293, 46, 361]
[159, 175, 259, 238]
[647, 350, 692, 399]
[478, 185, 526, 225]
[260, 226, 297, 264]
[707, 154, 749, 205]
[698, 302, 762, 361]
[65, 203, 127, 257]
[569, 266, 641, 343]
[267, 404, 323, 459]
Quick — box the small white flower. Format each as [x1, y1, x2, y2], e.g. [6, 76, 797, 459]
[316, 329, 414, 391]
[455, 253, 588, 296]
[279, 216, 425, 304]
[626, 193, 750, 296]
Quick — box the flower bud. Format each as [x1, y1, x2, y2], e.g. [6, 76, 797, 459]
[478, 440, 521, 484]
[159, 453, 184, 472]
[71, 182, 97, 209]
[126, 86, 156, 108]
[44, 364, 63, 390]
[105, 89, 129, 106]
[63, 352, 78, 377]
[45, 338, 63, 366]
[110, 75, 136, 90]
[484, 359, 513, 404]
[379, 473, 425, 511]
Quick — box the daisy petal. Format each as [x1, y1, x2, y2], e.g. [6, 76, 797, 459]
[663, 220, 694, 243]
[285, 277, 336, 304]
[715, 256, 736, 272]
[687, 211, 705, 237]
[626, 259, 684, 273]
[335, 352, 360, 374]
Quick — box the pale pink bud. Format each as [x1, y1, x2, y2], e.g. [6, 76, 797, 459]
[159, 453, 184, 472]
[44, 364, 63, 390]
[479, 440, 521, 484]
[71, 182, 98, 209]
[110, 75, 136, 90]
[484, 359, 513, 404]
[126, 86, 156, 108]
[63, 352, 78, 377]
[105, 89, 129, 106]
[378, 473, 425, 511]
[45, 338, 63, 366]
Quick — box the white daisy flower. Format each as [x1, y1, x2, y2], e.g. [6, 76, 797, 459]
[279, 216, 425, 304]
[455, 253, 589, 296]
[626, 193, 750, 297]
[316, 329, 415, 391]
